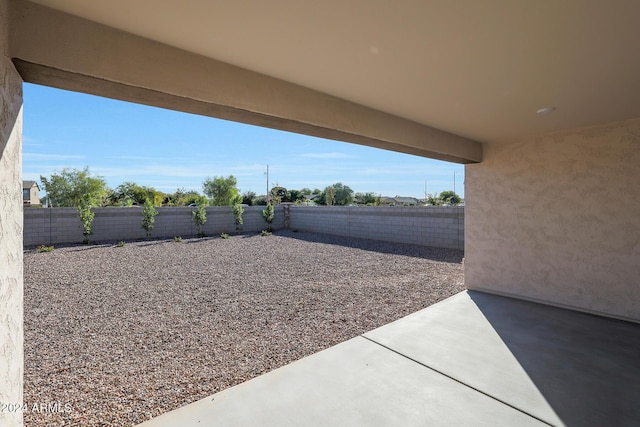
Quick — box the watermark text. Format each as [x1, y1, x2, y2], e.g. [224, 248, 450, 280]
[1, 401, 73, 414]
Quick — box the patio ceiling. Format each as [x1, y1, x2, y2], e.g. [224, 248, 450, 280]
[27, 0, 640, 144]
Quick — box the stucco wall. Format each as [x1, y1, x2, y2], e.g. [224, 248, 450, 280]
[0, 35, 24, 427]
[289, 206, 464, 250]
[24, 206, 284, 246]
[465, 118, 640, 322]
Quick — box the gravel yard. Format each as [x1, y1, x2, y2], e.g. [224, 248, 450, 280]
[23, 231, 464, 426]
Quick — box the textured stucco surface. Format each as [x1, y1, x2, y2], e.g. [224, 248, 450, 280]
[0, 52, 24, 427]
[466, 118, 640, 322]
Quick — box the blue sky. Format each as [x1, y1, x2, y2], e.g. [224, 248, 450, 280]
[22, 83, 465, 199]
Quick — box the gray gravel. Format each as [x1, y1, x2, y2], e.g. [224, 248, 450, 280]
[23, 230, 464, 426]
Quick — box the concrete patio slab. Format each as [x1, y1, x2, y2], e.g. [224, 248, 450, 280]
[138, 291, 640, 426]
[139, 335, 544, 427]
[365, 291, 640, 426]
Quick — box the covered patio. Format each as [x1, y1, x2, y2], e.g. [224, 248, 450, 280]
[140, 291, 640, 426]
[1, 1, 639, 426]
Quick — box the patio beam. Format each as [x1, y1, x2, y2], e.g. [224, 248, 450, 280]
[9, 0, 482, 164]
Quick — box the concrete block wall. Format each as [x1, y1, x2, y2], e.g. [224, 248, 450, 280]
[289, 206, 464, 250]
[24, 205, 461, 249]
[24, 206, 283, 246]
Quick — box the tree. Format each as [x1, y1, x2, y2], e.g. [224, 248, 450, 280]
[163, 188, 202, 206]
[425, 193, 442, 206]
[40, 167, 108, 207]
[242, 191, 256, 206]
[182, 190, 202, 206]
[355, 192, 377, 205]
[164, 187, 198, 206]
[111, 181, 142, 205]
[438, 190, 462, 206]
[269, 186, 290, 205]
[141, 198, 158, 238]
[252, 195, 268, 206]
[191, 195, 208, 237]
[324, 186, 336, 206]
[318, 182, 354, 206]
[289, 189, 306, 203]
[333, 183, 354, 205]
[77, 195, 95, 244]
[232, 194, 244, 230]
[203, 175, 240, 206]
[111, 182, 164, 206]
[163, 187, 184, 206]
[262, 204, 274, 231]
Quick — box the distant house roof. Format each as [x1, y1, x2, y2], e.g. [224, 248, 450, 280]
[394, 197, 419, 205]
[23, 180, 40, 190]
[379, 196, 420, 205]
[378, 196, 394, 204]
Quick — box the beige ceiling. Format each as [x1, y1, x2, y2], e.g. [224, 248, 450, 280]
[30, 0, 640, 143]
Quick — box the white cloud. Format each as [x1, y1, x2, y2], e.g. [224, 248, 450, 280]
[23, 153, 85, 161]
[92, 162, 268, 181]
[22, 137, 45, 147]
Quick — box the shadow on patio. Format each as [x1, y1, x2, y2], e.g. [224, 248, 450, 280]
[139, 290, 640, 426]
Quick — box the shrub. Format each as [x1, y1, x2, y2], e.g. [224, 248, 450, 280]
[36, 245, 54, 253]
[141, 198, 158, 238]
[116, 241, 126, 247]
[174, 236, 183, 243]
[77, 197, 95, 244]
[232, 199, 244, 231]
[220, 233, 229, 239]
[262, 204, 274, 231]
[191, 195, 208, 237]
[260, 230, 272, 237]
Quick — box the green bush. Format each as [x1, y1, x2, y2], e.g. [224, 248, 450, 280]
[141, 198, 158, 238]
[36, 245, 54, 253]
[191, 195, 208, 237]
[232, 199, 244, 231]
[116, 241, 126, 247]
[260, 230, 272, 237]
[262, 204, 274, 231]
[77, 197, 95, 244]
[174, 236, 183, 243]
[220, 233, 230, 239]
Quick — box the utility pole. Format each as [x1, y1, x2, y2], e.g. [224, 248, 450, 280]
[265, 164, 270, 204]
[453, 171, 457, 195]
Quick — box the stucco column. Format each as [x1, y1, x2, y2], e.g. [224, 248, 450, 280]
[0, 16, 25, 427]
